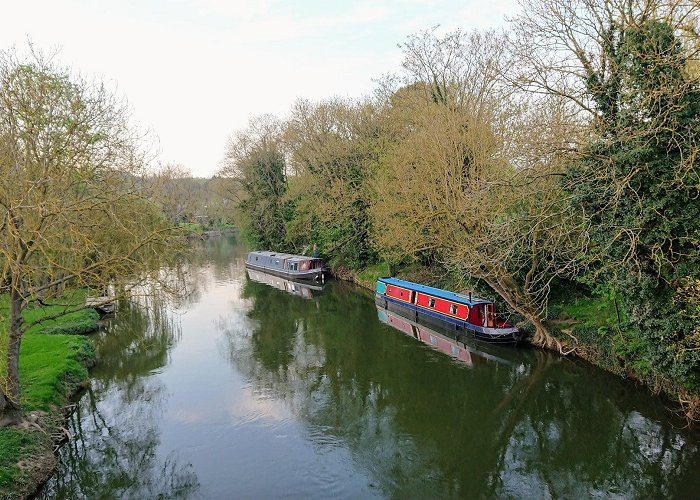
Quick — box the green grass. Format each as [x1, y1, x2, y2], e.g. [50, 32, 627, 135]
[0, 291, 97, 497]
[555, 296, 620, 328]
[356, 262, 391, 288]
[18, 333, 94, 410]
[26, 308, 99, 336]
[0, 332, 94, 497]
[0, 289, 97, 336]
[0, 427, 51, 494]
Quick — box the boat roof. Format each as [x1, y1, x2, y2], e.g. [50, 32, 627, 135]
[248, 250, 322, 262]
[378, 277, 491, 306]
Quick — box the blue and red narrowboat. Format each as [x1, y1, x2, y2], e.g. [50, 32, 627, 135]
[375, 277, 522, 344]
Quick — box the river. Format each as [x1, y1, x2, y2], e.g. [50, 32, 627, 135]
[38, 237, 700, 498]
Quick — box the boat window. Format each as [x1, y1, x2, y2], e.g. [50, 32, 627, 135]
[428, 298, 436, 308]
[450, 304, 457, 315]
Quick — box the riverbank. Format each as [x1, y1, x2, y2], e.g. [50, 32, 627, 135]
[0, 299, 98, 499]
[340, 263, 699, 423]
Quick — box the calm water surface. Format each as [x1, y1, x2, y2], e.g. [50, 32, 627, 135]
[39, 238, 700, 498]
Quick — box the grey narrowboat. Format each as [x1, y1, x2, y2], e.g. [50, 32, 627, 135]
[245, 251, 326, 281]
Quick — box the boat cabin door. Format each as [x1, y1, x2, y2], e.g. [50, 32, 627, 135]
[485, 303, 495, 328]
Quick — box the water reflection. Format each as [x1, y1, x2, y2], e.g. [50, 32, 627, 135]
[246, 268, 324, 299]
[177, 236, 247, 307]
[221, 278, 700, 499]
[38, 239, 700, 499]
[376, 306, 519, 367]
[38, 300, 199, 498]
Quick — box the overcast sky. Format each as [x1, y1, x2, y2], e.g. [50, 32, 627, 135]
[2, 0, 519, 177]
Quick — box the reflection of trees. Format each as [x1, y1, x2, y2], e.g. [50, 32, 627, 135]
[176, 236, 247, 308]
[489, 354, 700, 498]
[37, 298, 199, 498]
[91, 300, 180, 388]
[222, 280, 700, 498]
[239, 278, 312, 372]
[40, 380, 198, 499]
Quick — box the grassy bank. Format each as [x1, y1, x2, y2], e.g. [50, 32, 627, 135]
[0, 295, 98, 499]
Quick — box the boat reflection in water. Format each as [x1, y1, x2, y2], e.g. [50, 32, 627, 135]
[246, 268, 324, 299]
[377, 307, 513, 367]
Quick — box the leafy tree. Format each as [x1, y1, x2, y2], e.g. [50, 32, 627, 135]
[283, 98, 384, 268]
[372, 29, 587, 350]
[0, 50, 179, 426]
[218, 115, 287, 249]
[568, 19, 700, 393]
[372, 88, 585, 350]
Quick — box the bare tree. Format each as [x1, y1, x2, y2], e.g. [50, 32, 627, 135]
[147, 163, 197, 223]
[510, 0, 700, 128]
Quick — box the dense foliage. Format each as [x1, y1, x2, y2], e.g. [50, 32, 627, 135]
[219, 115, 289, 250]
[567, 19, 700, 391]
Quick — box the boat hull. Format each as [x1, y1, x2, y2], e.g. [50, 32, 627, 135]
[376, 293, 522, 345]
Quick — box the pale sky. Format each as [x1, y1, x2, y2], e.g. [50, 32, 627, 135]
[2, 0, 519, 177]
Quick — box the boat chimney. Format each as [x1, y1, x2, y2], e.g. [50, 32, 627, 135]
[469, 291, 472, 302]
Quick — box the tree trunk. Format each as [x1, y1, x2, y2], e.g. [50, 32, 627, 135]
[0, 287, 24, 426]
[482, 275, 571, 354]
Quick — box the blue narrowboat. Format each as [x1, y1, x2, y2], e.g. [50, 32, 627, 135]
[245, 251, 326, 282]
[375, 277, 522, 344]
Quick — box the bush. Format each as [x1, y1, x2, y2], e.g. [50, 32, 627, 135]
[40, 309, 99, 336]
